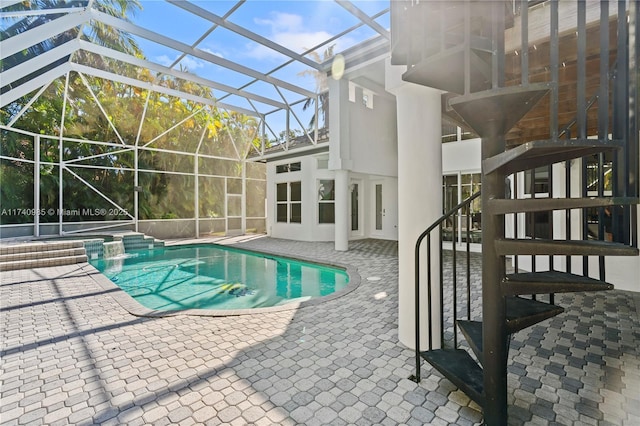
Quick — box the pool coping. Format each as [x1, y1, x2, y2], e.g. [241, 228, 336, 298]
[84, 242, 362, 317]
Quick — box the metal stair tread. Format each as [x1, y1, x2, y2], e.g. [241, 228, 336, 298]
[505, 296, 564, 333]
[420, 348, 484, 406]
[487, 196, 639, 215]
[483, 138, 625, 175]
[456, 320, 484, 365]
[448, 83, 550, 137]
[495, 238, 639, 256]
[502, 271, 614, 295]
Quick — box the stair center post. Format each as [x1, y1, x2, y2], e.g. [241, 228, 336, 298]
[482, 123, 508, 425]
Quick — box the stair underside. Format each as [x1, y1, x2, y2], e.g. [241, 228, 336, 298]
[457, 320, 483, 365]
[403, 46, 491, 95]
[506, 296, 564, 333]
[448, 84, 550, 137]
[502, 271, 614, 295]
[421, 348, 484, 407]
[487, 196, 639, 214]
[495, 238, 640, 256]
[483, 138, 624, 175]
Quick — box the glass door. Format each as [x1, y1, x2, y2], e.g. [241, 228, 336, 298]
[350, 182, 360, 233]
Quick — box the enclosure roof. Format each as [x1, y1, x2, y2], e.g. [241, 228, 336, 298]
[1, 0, 390, 130]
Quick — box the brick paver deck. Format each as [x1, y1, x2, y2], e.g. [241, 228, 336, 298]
[1, 236, 639, 425]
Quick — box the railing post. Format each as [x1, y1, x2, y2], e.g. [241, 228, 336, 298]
[412, 191, 481, 382]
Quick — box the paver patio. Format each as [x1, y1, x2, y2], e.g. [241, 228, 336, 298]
[1, 237, 639, 425]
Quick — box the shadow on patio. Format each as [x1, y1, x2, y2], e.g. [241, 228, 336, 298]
[1, 238, 638, 425]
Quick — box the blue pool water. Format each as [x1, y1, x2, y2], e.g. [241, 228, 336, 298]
[90, 244, 349, 311]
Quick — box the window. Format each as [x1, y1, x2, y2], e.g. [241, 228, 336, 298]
[442, 173, 482, 243]
[351, 183, 359, 231]
[290, 181, 301, 223]
[524, 166, 550, 238]
[289, 162, 301, 172]
[585, 153, 614, 241]
[318, 179, 335, 224]
[317, 157, 329, 169]
[524, 166, 549, 195]
[276, 182, 301, 223]
[276, 162, 301, 174]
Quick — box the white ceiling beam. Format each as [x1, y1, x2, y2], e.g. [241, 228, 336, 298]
[218, 8, 388, 104]
[0, 63, 72, 108]
[6, 82, 52, 127]
[1, 9, 90, 59]
[69, 62, 258, 117]
[167, 0, 323, 71]
[89, 9, 316, 99]
[77, 40, 287, 110]
[0, 1, 28, 10]
[1, 39, 80, 87]
[166, 0, 245, 70]
[335, 0, 390, 40]
[1, 6, 86, 18]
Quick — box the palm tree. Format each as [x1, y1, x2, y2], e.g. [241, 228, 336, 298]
[298, 45, 334, 130]
[1, 0, 142, 95]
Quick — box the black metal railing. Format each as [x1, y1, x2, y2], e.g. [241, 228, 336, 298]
[412, 191, 481, 382]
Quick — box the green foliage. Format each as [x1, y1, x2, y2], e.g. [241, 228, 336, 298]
[1, 1, 265, 226]
[2, 70, 263, 224]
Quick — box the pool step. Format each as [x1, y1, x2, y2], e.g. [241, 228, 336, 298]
[0, 240, 88, 271]
[0, 240, 84, 256]
[0, 232, 165, 271]
[0, 247, 86, 263]
[116, 233, 165, 251]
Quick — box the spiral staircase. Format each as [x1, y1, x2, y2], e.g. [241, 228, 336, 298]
[391, 1, 639, 424]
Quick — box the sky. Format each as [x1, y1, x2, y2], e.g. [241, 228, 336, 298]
[128, 0, 390, 137]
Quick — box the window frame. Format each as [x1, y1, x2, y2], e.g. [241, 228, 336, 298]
[523, 166, 551, 239]
[317, 179, 335, 224]
[276, 181, 302, 224]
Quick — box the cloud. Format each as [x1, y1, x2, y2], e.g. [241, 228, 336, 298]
[254, 12, 303, 33]
[245, 11, 340, 62]
[201, 47, 224, 59]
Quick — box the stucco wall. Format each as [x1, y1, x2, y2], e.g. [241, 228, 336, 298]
[442, 137, 482, 174]
[266, 154, 335, 242]
[347, 86, 398, 178]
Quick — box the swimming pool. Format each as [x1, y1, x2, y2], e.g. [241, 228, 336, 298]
[90, 244, 350, 312]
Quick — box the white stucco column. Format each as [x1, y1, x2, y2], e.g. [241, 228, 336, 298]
[386, 59, 443, 350]
[334, 169, 350, 251]
[329, 77, 352, 251]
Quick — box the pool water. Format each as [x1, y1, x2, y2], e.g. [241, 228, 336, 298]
[90, 244, 349, 311]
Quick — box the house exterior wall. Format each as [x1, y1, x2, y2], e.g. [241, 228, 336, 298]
[343, 80, 399, 241]
[265, 153, 398, 242]
[266, 155, 334, 242]
[265, 63, 638, 293]
[442, 138, 482, 174]
[347, 86, 399, 178]
[328, 63, 400, 246]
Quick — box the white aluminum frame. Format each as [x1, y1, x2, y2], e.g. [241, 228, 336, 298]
[0, 0, 389, 237]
